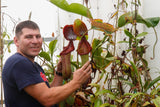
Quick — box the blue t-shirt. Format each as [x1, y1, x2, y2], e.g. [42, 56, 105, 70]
[2, 53, 58, 107]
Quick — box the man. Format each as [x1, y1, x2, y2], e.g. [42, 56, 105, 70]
[2, 20, 92, 107]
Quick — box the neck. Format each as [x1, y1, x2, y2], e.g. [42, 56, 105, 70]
[17, 52, 35, 63]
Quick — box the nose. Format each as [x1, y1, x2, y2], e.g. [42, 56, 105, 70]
[31, 37, 39, 44]
[32, 36, 39, 43]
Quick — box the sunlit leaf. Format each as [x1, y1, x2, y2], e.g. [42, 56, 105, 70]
[124, 29, 134, 38]
[100, 103, 110, 107]
[118, 11, 145, 27]
[94, 99, 103, 107]
[118, 41, 129, 43]
[95, 89, 112, 96]
[136, 32, 148, 38]
[144, 17, 160, 28]
[39, 51, 51, 61]
[49, 39, 57, 57]
[142, 101, 151, 106]
[118, 11, 160, 28]
[91, 19, 115, 34]
[88, 83, 100, 88]
[125, 92, 143, 107]
[50, 0, 92, 18]
[152, 97, 160, 107]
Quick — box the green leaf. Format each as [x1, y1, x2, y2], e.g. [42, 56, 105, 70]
[125, 92, 143, 107]
[92, 38, 113, 69]
[95, 89, 112, 96]
[49, 39, 57, 57]
[136, 32, 148, 38]
[152, 96, 160, 107]
[50, 0, 92, 18]
[88, 83, 100, 91]
[145, 75, 160, 91]
[108, 94, 116, 100]
[142, 101, 151, 107]
[118, 11, 159, 28]
[124, 29, 134, 38]
[100, 103, 110, 107]
[39, 51, 51, 61]
[144, 17, 160, 28]
[94, 99, 103, 107]
[100, 103, 117, 107]
[123, 80, 135, 87]
[130, 61, 138, 77]
[118, 41, 129, 43]
[118, 11, 147, 28]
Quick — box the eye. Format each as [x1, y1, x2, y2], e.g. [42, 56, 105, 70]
[25, 35, 33, 38]
[36, 35, 41, 38]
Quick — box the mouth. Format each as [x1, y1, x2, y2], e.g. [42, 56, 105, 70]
[30, 47, 41, 51]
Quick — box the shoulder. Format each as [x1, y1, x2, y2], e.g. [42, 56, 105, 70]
[3, 53, 33, 70]
[6, 53, 30, 64]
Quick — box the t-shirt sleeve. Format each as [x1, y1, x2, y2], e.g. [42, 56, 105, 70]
[12, 60, 44, 91]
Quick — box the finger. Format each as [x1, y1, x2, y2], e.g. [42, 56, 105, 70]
[81, 61, 90, 70]
[84, 65, 91, 73]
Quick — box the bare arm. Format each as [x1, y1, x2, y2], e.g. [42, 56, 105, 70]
[24, 61, 92, 107]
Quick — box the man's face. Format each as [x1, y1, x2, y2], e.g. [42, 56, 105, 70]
[14, 28, 43, 61]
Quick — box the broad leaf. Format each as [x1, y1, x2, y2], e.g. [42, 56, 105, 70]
[118, 11, 160, 28]
[118, 11, 146, 27]
[94, 99, 103, 107]
[136, 32, 148, 38]
[152, 97, 160, 107]
[124, 29, 134, 38]
[49, 39, 57, 57]
[91, 19, 115, 34]
[95, 89, 112, 96]
[144, 17, 160, 28]
[39, 51, 51, 61]
[50, 0, 92, 18]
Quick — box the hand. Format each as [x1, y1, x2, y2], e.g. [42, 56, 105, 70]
[72, 61, 92, 86]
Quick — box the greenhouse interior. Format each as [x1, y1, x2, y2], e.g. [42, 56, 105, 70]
[1, 0, 160, 107]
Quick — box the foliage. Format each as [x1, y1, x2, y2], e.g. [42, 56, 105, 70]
[39, 39, 58, 82]
[38, 0, 160, 107]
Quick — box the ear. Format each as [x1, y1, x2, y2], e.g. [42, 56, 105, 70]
[14, 36, 19, 47]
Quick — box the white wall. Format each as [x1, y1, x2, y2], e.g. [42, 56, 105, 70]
[143, 0, 160, 79]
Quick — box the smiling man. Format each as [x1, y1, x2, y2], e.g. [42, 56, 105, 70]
[2, 20, 92, 107]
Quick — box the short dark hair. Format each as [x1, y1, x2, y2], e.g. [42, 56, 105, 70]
[15, 20, 40, 37]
